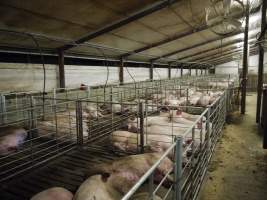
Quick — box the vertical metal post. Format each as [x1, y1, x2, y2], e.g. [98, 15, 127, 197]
[76, 101, 83, 145]
[150, 62, 154, 81]
[168, 64, 171, 79]
[196, 69, 198, 76]
[201, 69, 203, 75]
[206, 106, 211, 152]
[241, 1, 250, 114]
[139, 102, 145, 153]
[119, 58, 124, 85]
[189, 67, 192, 76]
[174, 137, 183, 200]
[58, 50, 65, 88]
[0, 94, 6, 124]
[256, 0, 266, 122]
[263, 88, 267, 148]
[148, 172, 154, 199]
[180, 66, 183, 77]
[87, 86, 90, 98]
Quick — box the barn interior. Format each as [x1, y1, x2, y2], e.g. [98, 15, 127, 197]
[0, 0, 266, 200]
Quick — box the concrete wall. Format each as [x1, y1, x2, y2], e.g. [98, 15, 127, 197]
[0, 63, 57, 92]
[153, 68, 168, 80]
[65, 65, 119, 87]
[124, 67, 149, 83]
[171, 68, 181, 77]
[0, 63, 153, 92]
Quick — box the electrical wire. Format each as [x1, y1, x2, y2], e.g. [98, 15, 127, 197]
[154, 68, 162, 80]
[124, 62, 137, 90]
[95, 47, 110, 100]
[29, 35, 46, 100]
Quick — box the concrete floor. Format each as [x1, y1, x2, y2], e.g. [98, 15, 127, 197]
[199, 93, 267, 200]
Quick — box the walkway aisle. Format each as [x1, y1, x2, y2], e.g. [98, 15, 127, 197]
[199, 93, 267, 200]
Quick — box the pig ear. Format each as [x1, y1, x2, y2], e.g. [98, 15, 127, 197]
[101, 173, 110, 182]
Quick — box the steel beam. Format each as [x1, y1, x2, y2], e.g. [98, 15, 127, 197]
[209, 48, 258, 65]
[256, 0, 267, 123]
[178, 39, 243, 61]
[60, 0, 178, 51]
[119, 58, 124, 85]
[151, 31, 242, 62]
[58, 50, 65, 88]
[241, 2, 250, 114]
[198, 46, 257, 63]
[188, 39, 256, 63]
[149, 62, 154, 81]
[168, 64, 171, 79]
[120, 6, 260, 58]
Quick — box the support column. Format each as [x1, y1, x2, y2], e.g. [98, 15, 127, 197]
[256, 0, 266, 122]
[119, 58, 124, 85]
[58, 50, 65, 88]
[149, 62, 154, 81]
[241, 2, 250, 114]
[196, 69, 198, 76]
[201, 69, 203, 75]
[168, 64, 171, 79]
[180, 66, 183, 77]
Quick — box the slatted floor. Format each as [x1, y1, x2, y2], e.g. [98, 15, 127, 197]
[0, 142, 126, 200]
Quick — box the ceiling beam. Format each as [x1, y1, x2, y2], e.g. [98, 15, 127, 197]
[150, 31, 242, 62]
[120, 5, 260, 58]
[177, 39, 243, 61]
[208, 48, 258, 64]
[59, 0, 178, 51]
[211, 49, 259, 65]
[0, 51, 211, 69]
[190, 41, 256, 63]
[200, 46, 258, 63]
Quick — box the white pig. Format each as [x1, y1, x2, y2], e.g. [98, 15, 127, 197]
[31, 187, 73, 200]
[0, 127, 27, 156]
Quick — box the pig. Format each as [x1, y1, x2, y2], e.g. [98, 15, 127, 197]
[189, 96, 201, 106]
[144, 124, 187, 137]
[110, 130, 173, 154]
[130, 192, 162, 200]
[31, 187, 73, 200]
[74, 175, 122, 200]
[84, 104, 104, 119]
[88, 153, 174, 194]
[0, 127, 27, 156]
[197, 95, 211, 106]
[37, 115, 88, 139]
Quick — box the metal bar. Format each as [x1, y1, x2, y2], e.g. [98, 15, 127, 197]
[139, 102, 145, 153]
[168, 64, 171, 79]
[60, 0, 178, 51]
[208, 48, 259, 65]
[76, 101, 83, 145]
[174, 137, 183, 200]
[58, 50, 65, 88]
[151, 31, 242, 62]
[241, 2, 250, 114]
[150, 62, 154, 81]
[192, 43, 257, 63]
[179, 39, 243, 61]
[120, 6, 260, 58]
[263, 88, 267, 148]
[119, 58, 124, 85]
[256, 0, 267, 122]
